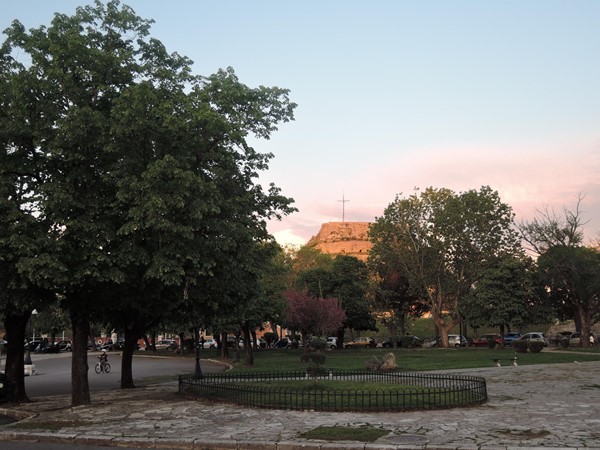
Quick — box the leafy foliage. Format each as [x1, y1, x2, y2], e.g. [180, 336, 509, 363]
[461, 254, 550, 333]
[369, 186, 521, 348]
[1, 0, 296, 403]
[284, 290, 346, 341]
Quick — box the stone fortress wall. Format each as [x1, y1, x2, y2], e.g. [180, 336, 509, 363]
[306, 222, 372, 260]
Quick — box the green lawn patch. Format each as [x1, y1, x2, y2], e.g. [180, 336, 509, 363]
[299, 425, 390, 442]
[9, 420, 92, 431]
[223, 347, 600, 373]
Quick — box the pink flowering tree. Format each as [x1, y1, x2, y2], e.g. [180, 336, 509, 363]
[284, 290, 346, 350]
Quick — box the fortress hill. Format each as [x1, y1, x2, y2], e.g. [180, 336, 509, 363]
[305, 222, 372, 261]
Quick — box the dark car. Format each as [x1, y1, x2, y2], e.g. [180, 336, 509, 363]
[503, 332, 522, 346]
[382, 335, 422, 348]
[273, 337, 292, 349]
[25, 338, 44, 352]
[100, 339, 117, 351]
[471, 334, 503, 348]
[56, 340, 72, 351]
[35, 341, 60, 353]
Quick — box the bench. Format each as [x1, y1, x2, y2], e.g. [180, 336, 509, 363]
[492, 357, 517, 367]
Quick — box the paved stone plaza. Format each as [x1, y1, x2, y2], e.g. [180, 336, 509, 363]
[1, 360, 599, 449]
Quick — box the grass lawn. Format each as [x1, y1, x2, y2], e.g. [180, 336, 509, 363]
[299, 425, 390, 442]
[221, 346, 600, 373]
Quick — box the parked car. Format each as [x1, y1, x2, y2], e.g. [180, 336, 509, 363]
[569, 332, 596, 346]
[100, 339, 116, 351]
[154, 339, 178, 351]
[431, 334, 468, 348]
[35, 340, 60, 353]
[56, 340, 72, 351]
[503, 332, 522, 346]
[326, 337, 338, 349]
[551, 331, 573, 346]
[344, 337, 377, 349]
[381, 335, 422, 348]
[471, 334, 503, 348]
[226, 336, 240, 348]
[238, 337, 266, 349]
[25, 338, 43, 352]
[201, 338, 217, 349]
[516, 332, 549, 346]
[273, 337, 292, 349]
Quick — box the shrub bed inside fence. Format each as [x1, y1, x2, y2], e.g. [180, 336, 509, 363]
[178, 369, 487, 412]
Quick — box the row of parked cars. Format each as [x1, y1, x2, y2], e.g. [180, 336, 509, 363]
[471, 331, 598, 348]
[24, 338, 72, 353]
[470, 332, 549, 348]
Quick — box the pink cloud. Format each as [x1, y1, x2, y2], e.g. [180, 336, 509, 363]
[268, 136, 600, 246]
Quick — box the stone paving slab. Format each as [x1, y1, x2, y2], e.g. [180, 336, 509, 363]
[0, 361, 599, 449]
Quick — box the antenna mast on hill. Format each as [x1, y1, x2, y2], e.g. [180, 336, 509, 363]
[337, 193, 350, 222]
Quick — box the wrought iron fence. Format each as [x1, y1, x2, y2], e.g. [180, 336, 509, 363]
[178, 369, 487, 412]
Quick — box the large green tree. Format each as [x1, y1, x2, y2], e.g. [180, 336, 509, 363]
[520, 199, 599, 347]
[369, 186, 521, 348]
[297, 254, 376, 346]
[0, 39, 56, 401]
[537, 246, 600, 347]
[460, 254, 550, 343]
[1, 0, 295, 405]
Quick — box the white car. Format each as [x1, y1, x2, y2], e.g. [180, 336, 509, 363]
[569, 332, 595, 346]
[326, 337, 338, 349]
[202, 338, 217, 348]
[432, 334, 467, 347]
[154, 339, 178, 351]
[517, 332, 549, 346]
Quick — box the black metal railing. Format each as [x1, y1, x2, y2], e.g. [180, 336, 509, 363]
[178, 369, 487, 412]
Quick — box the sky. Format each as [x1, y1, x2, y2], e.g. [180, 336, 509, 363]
[3, 1, 600, 246]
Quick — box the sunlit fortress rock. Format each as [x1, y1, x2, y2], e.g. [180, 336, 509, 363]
[306, 222, 372, 260]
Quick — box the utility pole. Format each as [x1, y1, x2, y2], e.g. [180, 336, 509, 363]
[337, 194, 350, 222]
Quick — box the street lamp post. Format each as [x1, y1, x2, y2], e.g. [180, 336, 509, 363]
[24, 309, 38, 368]
[31, 309, 38, 342]
[194, 325, 203, 380]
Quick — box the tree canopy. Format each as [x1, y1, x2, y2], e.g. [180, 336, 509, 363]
[369, 186, 521, 348]
[0, 0, 296, 404]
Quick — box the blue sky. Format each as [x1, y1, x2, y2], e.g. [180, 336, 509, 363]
[4, 1, 600, 245]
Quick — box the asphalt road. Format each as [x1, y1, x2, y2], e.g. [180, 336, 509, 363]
[20, 350, 224, 397]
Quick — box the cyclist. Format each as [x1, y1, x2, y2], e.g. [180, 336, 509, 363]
[98, 349, 108, 370]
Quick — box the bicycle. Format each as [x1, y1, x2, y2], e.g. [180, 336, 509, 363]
[95, 361, 111, 374]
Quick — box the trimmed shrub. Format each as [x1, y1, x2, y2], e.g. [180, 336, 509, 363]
[528, 341, 544, 353]
[512, 340, 528, 353]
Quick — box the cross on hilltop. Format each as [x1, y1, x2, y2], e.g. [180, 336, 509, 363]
[337, 194, 350, 222]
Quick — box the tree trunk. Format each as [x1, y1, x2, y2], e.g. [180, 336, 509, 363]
[178, 332, 185, 354]
[301, 331, 309, 354]
[432, 310, 459, 349]
[233, 334, 240, 362]
[336, 328, 345, 349]
[120, 326, 140, 389]
[3, 310, 31, 402]
[71, 311, 91, 406]
[575, 305, 592, 349]
[220, 331, 229, 359]
[150, 330, 157, 352]
[242, 325, 254, 366]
